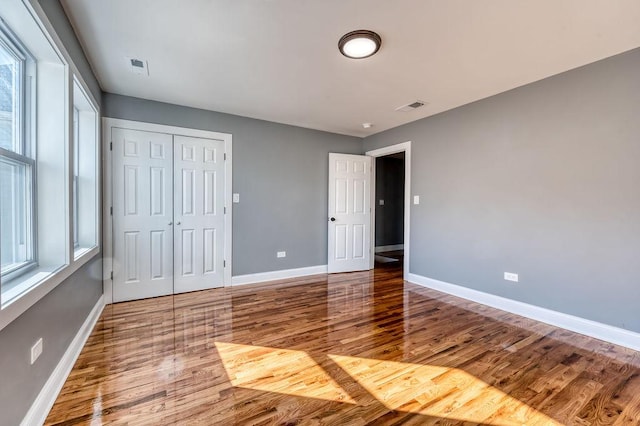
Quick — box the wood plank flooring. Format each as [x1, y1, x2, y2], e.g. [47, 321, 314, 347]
[46, 258, 640, 425]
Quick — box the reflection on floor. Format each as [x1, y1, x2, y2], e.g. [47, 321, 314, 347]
[374, 255, 399, 263]
[45, 259, 640, 425]
[375, 249, 404, 266]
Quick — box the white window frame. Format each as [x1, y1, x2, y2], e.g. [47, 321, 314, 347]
[0, 0, 101, 332]
[0, 151, 36, 278]
[72, 77, 99, 259]
[0, 18, 37, 284]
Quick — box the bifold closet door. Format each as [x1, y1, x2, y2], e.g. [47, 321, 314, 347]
[173, 135, 226, 293]
[112, 128, 174, 303]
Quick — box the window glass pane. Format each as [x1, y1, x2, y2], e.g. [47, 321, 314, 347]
[0, 42, 19, 152]
[0, 156, 32, 274]
[73, 107, 79, 175]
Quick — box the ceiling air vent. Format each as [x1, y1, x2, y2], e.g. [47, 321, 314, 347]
[125, 57, 149, 76]
[395, 100, 426, 112]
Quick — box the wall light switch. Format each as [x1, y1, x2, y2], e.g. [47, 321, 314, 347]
[277, 251, 286, 258]
[379, 199, 384, 205]
[233, 193, 240, 203]
[504, 272, 519, 282]
[31, 338, 43, 365]
[413, 195, 420, 205]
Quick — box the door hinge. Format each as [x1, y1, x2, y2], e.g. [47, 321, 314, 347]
[224, 207, 226, 214]
[110, 271, 113, 280]
[110, 142, 113, 151]
[110, 206, 113, 215]
[224, 260, 226, 268]
[224, 153, 227, 161]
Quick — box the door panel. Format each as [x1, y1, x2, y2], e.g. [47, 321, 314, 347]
[150, 230, 166, 279]
[181, 229, 195, 276]
[174, 135, 225, 293]
[112, 128, 174, 302]
[328, 153, 372, 273]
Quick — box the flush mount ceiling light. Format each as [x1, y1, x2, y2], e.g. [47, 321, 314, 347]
[338, 30, 381, 59]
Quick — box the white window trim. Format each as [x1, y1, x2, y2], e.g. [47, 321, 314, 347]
[0, 0, 101, 332]
[72, 77, 99, 259]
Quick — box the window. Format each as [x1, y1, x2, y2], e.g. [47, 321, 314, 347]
[0, 21, 36, 284]
[72, 80, 98, 258]
[0, 1, 100, 331]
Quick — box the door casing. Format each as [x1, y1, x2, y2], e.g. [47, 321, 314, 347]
[366, 141, 412, 280]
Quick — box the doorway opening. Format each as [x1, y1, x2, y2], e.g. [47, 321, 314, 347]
[373, 152, 405, 272]
[366, 141, 411, 280]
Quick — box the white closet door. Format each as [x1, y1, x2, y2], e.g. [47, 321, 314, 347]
[328, 153, 372, 273]
[173, 135, 226, 293]
[112, 128, 174, 302]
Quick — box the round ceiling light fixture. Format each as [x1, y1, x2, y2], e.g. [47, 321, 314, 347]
[338, 30, 381, 59]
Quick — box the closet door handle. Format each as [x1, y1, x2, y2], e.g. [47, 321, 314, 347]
[176, 221, 181, 225]
[168, 221, 173, 226]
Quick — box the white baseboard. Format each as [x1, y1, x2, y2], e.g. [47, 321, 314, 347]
[232, 265, 328, 286]
[22, 295, 105, 426]
[407, 273, 640, 352]
[375, 244, 404, 253]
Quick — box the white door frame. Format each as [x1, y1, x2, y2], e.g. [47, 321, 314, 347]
[102, 117, 233, 304]
[366, 141, 411, 280]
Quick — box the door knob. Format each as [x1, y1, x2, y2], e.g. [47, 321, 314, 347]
[176, 221, 181, 225]
[330, 217, 336, 222]
[168, 221, 173, 226]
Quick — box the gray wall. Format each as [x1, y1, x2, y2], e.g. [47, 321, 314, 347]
[375, 155, 404, 247]
[0, 1, 103, 424]
[103, 93, 362, 275]
[364, 47, 640, 332]
[0, 259, 103, 426]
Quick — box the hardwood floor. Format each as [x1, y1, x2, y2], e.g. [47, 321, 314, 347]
[46, 258, 640, 425]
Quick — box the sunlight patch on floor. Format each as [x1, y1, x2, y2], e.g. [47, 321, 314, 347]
[329, 354, 562, 426]
[215, 342, 356, 404]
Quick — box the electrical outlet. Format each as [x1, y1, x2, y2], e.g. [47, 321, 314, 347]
[413, 195, 420, 205]
[379, 199, 384, 205]
[504, 272, 519, 282]
[277, 251, 286, 258]
[233, 193, 240, 203]
[31, 338, 43, 365]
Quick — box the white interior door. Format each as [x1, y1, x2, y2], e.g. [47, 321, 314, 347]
[112, 128, 174, 302]
[173, 135, 226, 293]
[328, 153, 372, 273]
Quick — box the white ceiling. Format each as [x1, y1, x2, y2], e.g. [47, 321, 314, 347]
[61, 0, 640, 137]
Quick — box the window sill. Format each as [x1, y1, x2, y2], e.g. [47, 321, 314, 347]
[74, 246, 96, 261]
[2, 265, 62, 308]
[0, 246, 100, 332]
